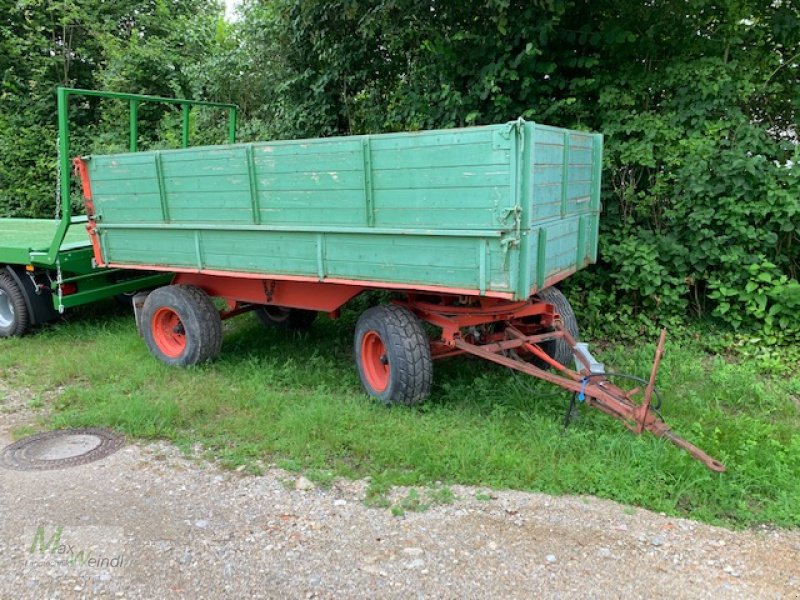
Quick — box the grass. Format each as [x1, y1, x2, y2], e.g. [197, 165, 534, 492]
[0, 298, 798, 529]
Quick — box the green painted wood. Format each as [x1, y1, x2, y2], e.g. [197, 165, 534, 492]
[361, 137, 375, 226]
[87, 120, 602, 299]
[245, 145, 261, 225]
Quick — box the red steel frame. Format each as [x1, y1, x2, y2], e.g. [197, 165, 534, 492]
[168, 271, 726, 472]
[397, 296, 725, 472]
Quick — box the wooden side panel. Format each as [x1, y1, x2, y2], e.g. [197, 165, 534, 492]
[162, 147, 253, 223]
[87, 120, 601, 299]
[89, 154, 164, 223]
[253, 140, 366, 226]
[525, 123, 602, 293]
[369, 129, 511, 229]
[97, 226, 508, 293]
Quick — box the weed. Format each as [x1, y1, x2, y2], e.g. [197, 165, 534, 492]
[427, 486, 456, 505]
[11, 424, 37, 440]
[393, 489, 429, 516]
[364, 481, 391, 509]
[307, 469, 335, 489]
[277, 458, 303, 473]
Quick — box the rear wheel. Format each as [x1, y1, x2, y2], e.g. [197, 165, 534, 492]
[0, 273, 30, 338]
[255, 306, 317, 331]
[533, 286, 578, 368]
[354, 305, 432, 406]
[142, 285, 222, 366]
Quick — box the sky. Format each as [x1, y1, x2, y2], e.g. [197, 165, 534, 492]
[224, 0, 241, 21]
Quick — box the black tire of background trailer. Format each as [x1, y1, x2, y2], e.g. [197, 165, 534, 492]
[0, 266, 58, 336]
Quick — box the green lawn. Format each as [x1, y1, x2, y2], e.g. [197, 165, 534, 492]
[1, 299, 798, 528]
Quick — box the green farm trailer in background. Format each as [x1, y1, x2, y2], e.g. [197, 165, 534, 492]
[0, 88, 237, 337]
[74, 90, 725, 472]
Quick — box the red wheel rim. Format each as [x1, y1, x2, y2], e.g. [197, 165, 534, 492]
[151, 307, 186, 358]
[361, 330, 390, 393]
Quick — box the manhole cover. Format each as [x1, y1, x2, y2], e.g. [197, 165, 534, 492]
[0, 428, 125, 471]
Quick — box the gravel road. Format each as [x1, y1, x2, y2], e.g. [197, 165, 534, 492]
[1, 380, 798, 599]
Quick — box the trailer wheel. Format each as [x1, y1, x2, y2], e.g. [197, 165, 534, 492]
[255, 306, 317, 331]
[142, 285, 222, 366]
[354, 305, 432, 406]
[0, 273, 30, 338]
[533, 286, 579, 368]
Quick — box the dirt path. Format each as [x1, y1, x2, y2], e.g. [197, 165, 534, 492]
[1, 382, 798, 599]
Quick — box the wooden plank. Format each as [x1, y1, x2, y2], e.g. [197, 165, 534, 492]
[372, 164, 510, 190]
[255, 150, 362, 173]
[246, 144, 261, 225]
[362, 137, 375, 226]
[373, 188, 506, 210]
[371, 144, 509, 170]
[164, 175, 250, 193]
[154, 152, 170, 222]
[257, 170, 364, 191]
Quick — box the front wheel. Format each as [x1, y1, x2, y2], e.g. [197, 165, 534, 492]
[141, 285, 222, 366]
[0, 273, 30, 338]
[354, 305, 432, 406]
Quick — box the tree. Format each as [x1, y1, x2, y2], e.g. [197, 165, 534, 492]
[0, 0, 223, 217]
[221, 0, 798, 338]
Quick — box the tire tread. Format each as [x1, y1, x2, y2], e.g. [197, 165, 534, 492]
[142, 285, 222, 365]
[355, 304, 432, 406]
[535, 286, 579, 367]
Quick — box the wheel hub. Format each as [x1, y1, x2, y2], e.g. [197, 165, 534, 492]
[361, 330, 390, 393]
[0, 289, 14, 328]
[151, 307, 187, 358]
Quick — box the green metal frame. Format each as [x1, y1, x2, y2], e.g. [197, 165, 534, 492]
[43, 87, 238, 266]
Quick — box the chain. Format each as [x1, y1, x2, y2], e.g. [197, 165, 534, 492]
[54, 134, 62, 221]
[56, 258, 64, 314]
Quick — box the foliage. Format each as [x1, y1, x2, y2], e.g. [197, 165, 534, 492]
[191, 0, 800, 341]
[0, 0, 223, 217]
[1, 0, 798, 340]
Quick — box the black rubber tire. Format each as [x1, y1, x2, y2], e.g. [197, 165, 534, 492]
[354, 305, 433, 406]
[533, 286, 579, 369]
[0, 273, 30, 338]
[141, 285, 223, 366]
[255, 306, 317, 331]
[114, 292, 136, 307]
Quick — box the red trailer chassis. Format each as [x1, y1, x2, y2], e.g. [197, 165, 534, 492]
[127, 271, 729, 473]
[397, 294, 724, 472]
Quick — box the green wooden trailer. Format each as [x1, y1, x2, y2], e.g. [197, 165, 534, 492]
[75, 91, 725, 472]
[82, 119, 602, 301]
